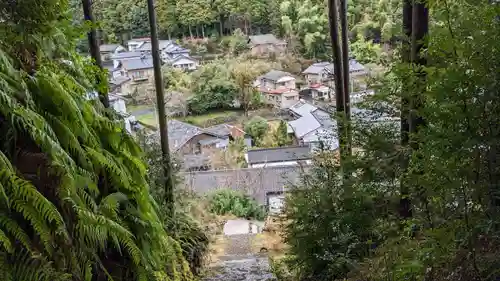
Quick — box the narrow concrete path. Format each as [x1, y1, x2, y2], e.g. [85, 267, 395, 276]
[203, 219, 275, 281]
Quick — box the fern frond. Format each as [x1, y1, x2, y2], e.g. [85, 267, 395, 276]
[0, 228, 13, 252]
[99, 192, 128, 220]
[85, 146, 135, 192]
[9, 174, 65, 228]
[0, 214, 32, 251]
[12, 200, 54, 253]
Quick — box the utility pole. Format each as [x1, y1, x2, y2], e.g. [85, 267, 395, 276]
[146, 0, 175, 215]
[339, 0, 352, 156]
[328, 0, 348, 164]
[81, 0, 109, 108]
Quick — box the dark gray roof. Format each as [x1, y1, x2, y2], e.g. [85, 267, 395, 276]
[121, 57, 154, 70]
[99, 44, 122, 52]
[110, 51, 143, 60]
[137, 40, 174, 51]
[261, 70, 294, 81]
[109, 76, 131, 86]
[302, 59, 365, 75]
[204, 124, 232, 137]
[302, 62, 331, 74]
[249, 34, 285, 45]
[168, 120, 204, 152]
[246, 146, 312, 165]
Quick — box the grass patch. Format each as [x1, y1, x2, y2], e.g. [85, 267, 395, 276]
[178, 110, 241, 127]
[128, 104, 154, 113]
[137, 112, 157, 127]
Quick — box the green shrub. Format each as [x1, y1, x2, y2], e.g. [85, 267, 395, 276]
[208, 189, 267, 220]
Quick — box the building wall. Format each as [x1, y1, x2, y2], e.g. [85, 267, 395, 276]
[178, 133, 219, 155]
[250, 43, 286, 56]
[280, 91, 299, 109]
[172, 58, 198, 70]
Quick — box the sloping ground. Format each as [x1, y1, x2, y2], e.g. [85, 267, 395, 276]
[204, 220, 276, 281]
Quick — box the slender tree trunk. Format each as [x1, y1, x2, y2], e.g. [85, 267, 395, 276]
[219, 15, 224, 36]
[339, 0, 352, 156]
[82, 0, 109, 108]
[399, 0, 413, 219]
[328, 0, 348, 164]
[146, 0, 175, 216]
[195, 25, 199, 38]
[189, 25, 193, 38]
[201, 24, 205, 38]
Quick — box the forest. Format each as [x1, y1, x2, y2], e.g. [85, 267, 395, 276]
[0, 0, 499, 280]
[70, 0, 399, 58]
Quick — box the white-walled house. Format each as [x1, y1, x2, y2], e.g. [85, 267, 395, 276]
[256, 70, 299, 109]
[166, 54, 199, 70]
[245, 146, 312, 168]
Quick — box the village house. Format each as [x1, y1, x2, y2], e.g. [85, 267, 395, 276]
[109, 76, 132, 96]
[287, 100, 339, 150]
[301, 59, 366, 101]
[255, 70, 299, 109]
[248, 34, 287, 56]
[245, 146, 312, 168]
[99, 44, 126, 61]
[126, 38, 199, 70]
[166, 120, 252, 171]
[118, 56, 154, 82]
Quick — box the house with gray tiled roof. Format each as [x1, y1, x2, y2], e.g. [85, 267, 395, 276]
[287, 100, 339, 151]
[248, 34, 287, 56]
[255, 70, 299, 109]
[245, 146, 313, 168]
[165, 120, 253, 170]
[301, 59, 366, 101]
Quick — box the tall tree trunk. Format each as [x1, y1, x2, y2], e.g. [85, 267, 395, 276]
[201, 24, 205, 38]
[219, 15, 224, 36]
[399, 0, 413, 219]
[189, 25, 193, 38]
[146, 0, 175, 215]
[339, 0, 352, 156]
[195, 25, 199, 38]
[328, 0, 348, 164]
[82, 0, 109, 108]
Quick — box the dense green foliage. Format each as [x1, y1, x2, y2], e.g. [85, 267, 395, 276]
[0, 1, 194, 280]
[244, 116, 269, 145]
[274, 120, 292, 147]
[282, 1, 500, 281]
[208, 189, 267, 221]
[69, 0, 400, 58]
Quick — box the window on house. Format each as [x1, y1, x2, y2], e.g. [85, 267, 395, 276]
[285, 96, 295, 100]
[132, 71, 144, 79]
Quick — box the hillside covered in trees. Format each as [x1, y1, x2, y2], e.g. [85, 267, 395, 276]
[70, 0, 400, 58]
